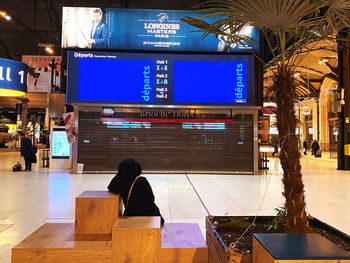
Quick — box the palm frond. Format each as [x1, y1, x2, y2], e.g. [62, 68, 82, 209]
[183, 0, 350, 69]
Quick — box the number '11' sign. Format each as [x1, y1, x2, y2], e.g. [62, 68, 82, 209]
[0, 58, 28, 93]
[0, 66, 25, 84]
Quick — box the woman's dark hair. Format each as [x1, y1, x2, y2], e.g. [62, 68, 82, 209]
[118, 159, 142, 180]
[93, 8, 103, 15]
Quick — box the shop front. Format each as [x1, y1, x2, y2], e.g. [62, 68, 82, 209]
[75, 107, 258, 173]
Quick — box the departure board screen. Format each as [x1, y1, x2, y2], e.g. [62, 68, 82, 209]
[66, 51, 254, 106]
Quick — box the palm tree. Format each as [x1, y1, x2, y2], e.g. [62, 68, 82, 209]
[183, 0, 350, 233]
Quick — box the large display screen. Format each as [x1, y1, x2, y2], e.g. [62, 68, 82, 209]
[66, 51, 254, 106]
[62, 7, 259, 53]
[51, 128, 71, 159]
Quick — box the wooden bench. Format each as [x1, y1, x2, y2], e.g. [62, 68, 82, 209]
[112, 216, 208, 263]
[253, 233, 350, 263]
[75, 191, 122, 235]
[12, 191, 208, 263]
[112, 216, 161, 263]
[12, 191, 121, 263]
[161, 222, 208, 263]
[11, 223, 112, 263]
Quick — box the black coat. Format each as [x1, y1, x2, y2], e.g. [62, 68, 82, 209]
[303, 141, 307, 149]
[311, 141, 320, 152]
[21, 138, 36, 163]
[108, 174, 165, 225]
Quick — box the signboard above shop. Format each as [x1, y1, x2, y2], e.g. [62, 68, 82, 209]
[62, 7, 259, 53]
[0, 58, 28, 96]
[66, 51, 255, 106]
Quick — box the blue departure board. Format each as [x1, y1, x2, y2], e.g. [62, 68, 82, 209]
[66, 51, 254, 106]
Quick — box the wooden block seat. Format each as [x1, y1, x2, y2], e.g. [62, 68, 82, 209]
[112, 216, 161, 263]
[12, 223, 112, 263]
[253, 233, 350, 263]
[112, 216, 208, 263]
[160, 223, 208, 263]
[12, 191, 208, 263]
[75, 191, 122, 235]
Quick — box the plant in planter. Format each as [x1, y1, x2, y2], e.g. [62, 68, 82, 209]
[206, 215, 350, 263]
[183, 0, 350, 232]
[183, 1, 350, 261]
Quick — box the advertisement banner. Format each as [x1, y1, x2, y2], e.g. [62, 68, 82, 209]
[63, 112, 77, 144]
[22, 56, 61, 93]
[62, 7, 259, 53]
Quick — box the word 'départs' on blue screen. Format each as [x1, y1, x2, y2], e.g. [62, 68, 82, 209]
[173, 60, 247, 103]
[77, 58, 154, 102]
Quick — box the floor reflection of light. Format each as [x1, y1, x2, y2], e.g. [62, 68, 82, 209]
[48, 175, 71, 211]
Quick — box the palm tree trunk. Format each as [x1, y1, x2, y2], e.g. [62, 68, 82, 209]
[273, 66, 309, 233]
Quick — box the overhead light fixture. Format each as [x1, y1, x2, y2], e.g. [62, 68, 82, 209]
[319, 58, 329, 64]
[45, 47, 54, 54]
[294, 72, 300, 78]
[0, 10, 11, 21]
[302, 105, 311, 115]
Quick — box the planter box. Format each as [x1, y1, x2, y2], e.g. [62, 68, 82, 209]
[206, 216, 350, 263]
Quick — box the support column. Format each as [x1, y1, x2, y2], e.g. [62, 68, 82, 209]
[338, 32, 350, 169]
[311, 99, 318, 141]
[319, 84, 333, 152]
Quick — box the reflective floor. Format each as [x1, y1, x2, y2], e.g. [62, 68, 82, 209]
[1, 151, 350, 262]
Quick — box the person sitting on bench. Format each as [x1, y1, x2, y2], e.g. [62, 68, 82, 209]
[108, 159, 164, 225]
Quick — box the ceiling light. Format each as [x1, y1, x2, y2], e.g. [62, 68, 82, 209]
[302, 106, 311, 115]
[319, 58, 329, 64]
[45, 47, 54, 54]
[0, 10, 11, 21]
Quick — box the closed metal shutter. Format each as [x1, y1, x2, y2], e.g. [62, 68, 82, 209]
[78, 108, 253, 173]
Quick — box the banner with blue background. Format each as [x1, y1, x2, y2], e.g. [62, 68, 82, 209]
[0, 58, 28, 96]
[62, 7, 259, 53]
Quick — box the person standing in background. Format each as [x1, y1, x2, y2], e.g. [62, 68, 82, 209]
[303, 140, 308, 155]
[19, 132, 36, 171]
[311, 140, 320, 156]
[87, 8, 109, 49]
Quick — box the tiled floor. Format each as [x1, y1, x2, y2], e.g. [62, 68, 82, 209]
[1, 150, 350, 262]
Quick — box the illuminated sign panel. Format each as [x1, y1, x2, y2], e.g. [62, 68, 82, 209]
[62, 7, 259, 53]
[52, 128, 71, 159]
[66, 51, 254, 106]
[0, 58, 28, 96]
